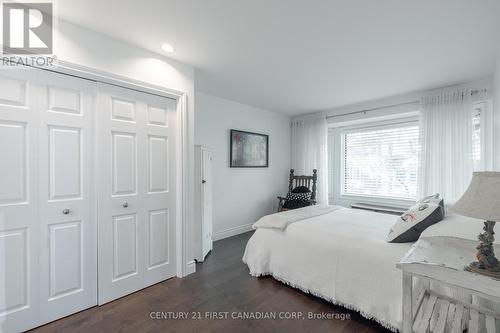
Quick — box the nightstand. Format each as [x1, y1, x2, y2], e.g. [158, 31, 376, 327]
[397, 237, 500, 333]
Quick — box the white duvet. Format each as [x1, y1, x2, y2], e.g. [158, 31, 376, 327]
[252, 205, 342, 230]
[242, 206, 485, 331]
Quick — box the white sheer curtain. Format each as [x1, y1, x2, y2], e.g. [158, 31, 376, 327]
[291, 116, 328, 205]
[417, 88, 474, 203]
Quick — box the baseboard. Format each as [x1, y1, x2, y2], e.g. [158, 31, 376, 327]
[212, 223, 253, 241]
[184, 260, 196, 276]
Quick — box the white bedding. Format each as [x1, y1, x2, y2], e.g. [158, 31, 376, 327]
[242, 207, 486, 331]
[252, 205, 343, 230]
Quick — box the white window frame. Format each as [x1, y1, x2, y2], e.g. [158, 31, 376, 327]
[330, 116, 419, 209]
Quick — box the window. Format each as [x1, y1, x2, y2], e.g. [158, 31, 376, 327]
[342, 122, 419, 200]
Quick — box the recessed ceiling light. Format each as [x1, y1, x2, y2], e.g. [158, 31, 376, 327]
[161, 43, 175, 53]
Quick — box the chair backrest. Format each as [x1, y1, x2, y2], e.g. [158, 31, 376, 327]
[288, 169, 317, 201]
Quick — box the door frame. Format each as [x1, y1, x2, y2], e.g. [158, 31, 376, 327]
[15, 58, 193, 279]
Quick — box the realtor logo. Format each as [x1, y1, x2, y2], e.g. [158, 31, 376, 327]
[2, 2, 53, 54]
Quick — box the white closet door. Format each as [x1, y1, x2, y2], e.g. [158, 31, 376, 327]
[0, 68, 97, 333]
[0, 68, 40, 333]
[36, 70, 97, 323]
[97, 83, 177, 304]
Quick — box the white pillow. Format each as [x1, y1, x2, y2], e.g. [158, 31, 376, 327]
[443, 200, 456, 216]
[420, 213, 500, 244]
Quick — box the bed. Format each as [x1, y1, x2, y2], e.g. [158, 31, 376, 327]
[242, 205, 484, 331]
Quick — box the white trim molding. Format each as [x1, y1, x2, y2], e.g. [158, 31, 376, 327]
[212, 223, 254, 241]
[184, 260, 196, 276]
[175, 92, 193, 278]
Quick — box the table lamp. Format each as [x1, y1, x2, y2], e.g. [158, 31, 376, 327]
[452, 172, 500, 278]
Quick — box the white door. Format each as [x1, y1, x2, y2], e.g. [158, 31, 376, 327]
[0, 68, 97, 333]
[0, 68, 41, 333]
[201, 149, 213, 257]
[97, 83, 177, 304]
[36, 70, 97, 323]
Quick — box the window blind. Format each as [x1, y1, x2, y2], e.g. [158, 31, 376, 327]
[342, 123, 419, 200]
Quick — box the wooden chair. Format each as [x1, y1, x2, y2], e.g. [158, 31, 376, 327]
[277, 169, 317, 212]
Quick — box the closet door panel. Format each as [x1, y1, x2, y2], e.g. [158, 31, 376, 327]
[0, 228, 29, 319]
[97, 87, 142, 304]
[112, 131, 137, 196]
[48, 126, 82, 200]
[98, 83, 177, 304]
[148, 209, 170, 269]
[37, 71, 97, 324]
[111, 97, 136, 122]
[0, 68, 40, 333]
[112, 213, 138, 280]
[138, 94, 177, 288]
[0, 75, 28, 108]
[0, 121, 28, 204]
[148, 135, 169, 193]
[48, 86, 82, 115]
[48, 220, 82, 297]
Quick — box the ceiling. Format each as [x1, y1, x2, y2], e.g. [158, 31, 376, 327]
[57, 0, 500, 116]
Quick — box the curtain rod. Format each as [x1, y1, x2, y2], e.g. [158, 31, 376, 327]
[326, 89, 488, 120]
[326, 101, 418, 119]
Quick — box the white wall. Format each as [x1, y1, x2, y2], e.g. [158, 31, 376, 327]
[55, 20, 194, 94]
[195, 92, 291, 240]
[53, 20, 196, 272]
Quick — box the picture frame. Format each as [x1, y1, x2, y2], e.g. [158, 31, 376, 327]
[230, 129, 269, 168]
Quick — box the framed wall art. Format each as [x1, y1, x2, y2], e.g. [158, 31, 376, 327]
[230, 129, 269, 168]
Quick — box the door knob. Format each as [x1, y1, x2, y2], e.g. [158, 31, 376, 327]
[123, 202, 129, 208]
[202, 180, 207, 184]
[62, 209, 70, 215]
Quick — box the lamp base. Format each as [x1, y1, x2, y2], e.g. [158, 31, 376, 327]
[465, 261, 500, 280]
[465, 220, 500, 280]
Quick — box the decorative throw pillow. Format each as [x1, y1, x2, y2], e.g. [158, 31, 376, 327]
[283, 199, 312, 210]
[292, 186, 310, 194]
[286, 187, 312, 201]
[286, 192, 312, 201]
[386, 194, 445, 243]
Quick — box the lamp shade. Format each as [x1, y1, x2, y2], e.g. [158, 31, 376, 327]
[451, 172, 500, 221]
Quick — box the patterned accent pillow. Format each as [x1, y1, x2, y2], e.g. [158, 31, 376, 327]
[386, 194, 445, 243]
[286, 190, 312, 202]
[292, 186, 310, 193]
[282, 199, 312, 210]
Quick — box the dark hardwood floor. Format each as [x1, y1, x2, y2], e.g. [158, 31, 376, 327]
[30, 232, 390, 333]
